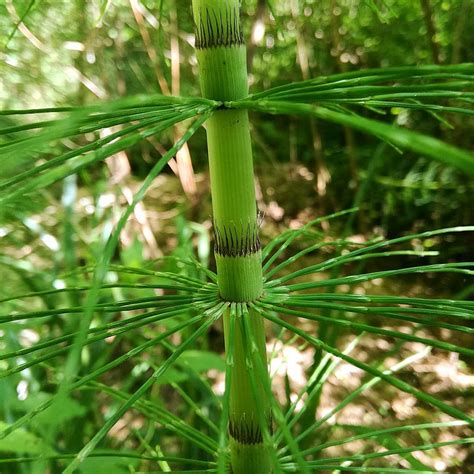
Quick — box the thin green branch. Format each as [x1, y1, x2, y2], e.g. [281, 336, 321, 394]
[294, 420, 468, 459]
[63, 302, 227, 473]
[259, 301, 472, 359]
[0, 312, 211, 441]
[254, 304, 474, 427]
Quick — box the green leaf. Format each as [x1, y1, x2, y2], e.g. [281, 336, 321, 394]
[178, 350, 226, 373]
[19, 392, 86, 430]
[0, 422, 55, 455]
[79, 456, 133, 474]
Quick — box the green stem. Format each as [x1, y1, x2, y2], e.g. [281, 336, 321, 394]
[192, 1, 271, 472]
[207, 110, 262, 302]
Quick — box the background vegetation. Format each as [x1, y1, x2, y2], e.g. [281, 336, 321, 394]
[0, 0, 473, 472]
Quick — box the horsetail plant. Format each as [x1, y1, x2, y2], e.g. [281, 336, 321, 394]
[193, 1, 272, 470]
[1, 1, 474, 473]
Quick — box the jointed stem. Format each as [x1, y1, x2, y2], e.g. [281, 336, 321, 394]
[192, 0, 272, 471]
